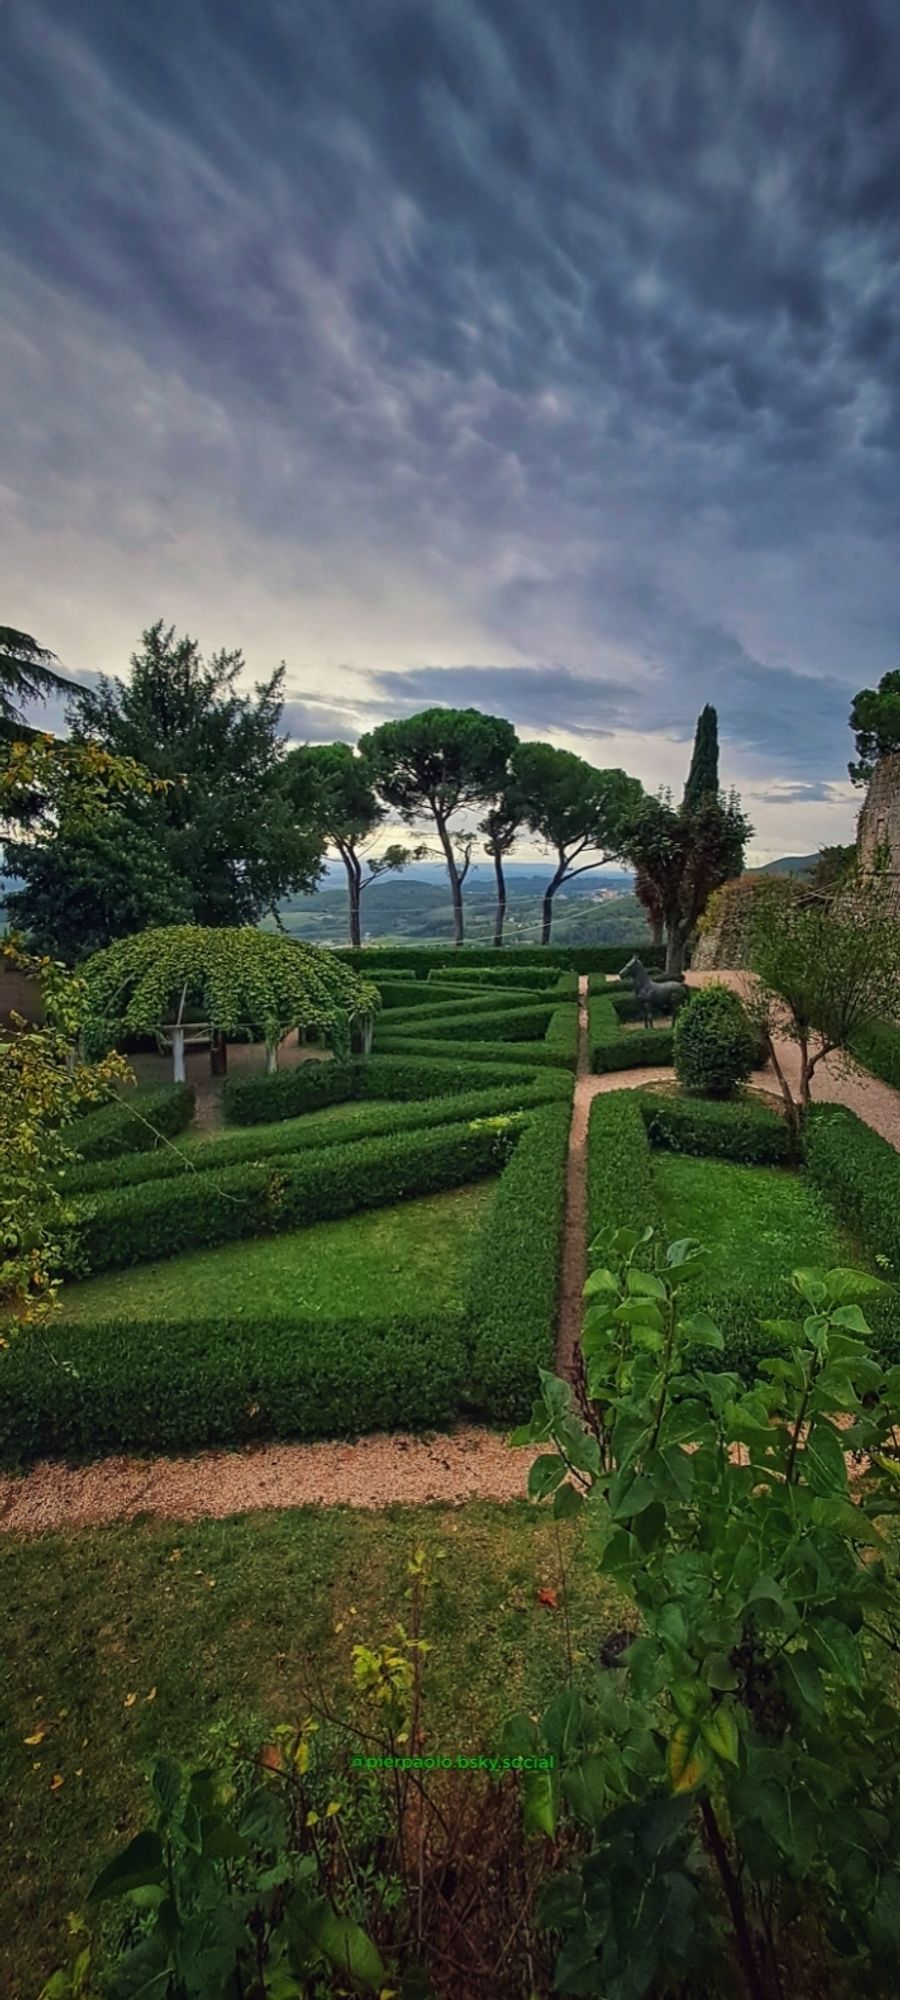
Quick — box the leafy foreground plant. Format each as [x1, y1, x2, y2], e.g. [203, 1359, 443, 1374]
[511, 1228, 900, 1999]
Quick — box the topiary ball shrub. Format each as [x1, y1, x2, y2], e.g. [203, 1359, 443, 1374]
[673, 983, 757, 1099]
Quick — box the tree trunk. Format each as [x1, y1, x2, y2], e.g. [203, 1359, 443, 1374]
[665, 926, 687, 976]
[651, 913, 664, 948]
[209, 1029, 228, 1077]
[265, 1039, 278, 1075]
[492, 852, 506, 947]
[172, 1025, 185, 1084]
[541, 857, 568, 947]
[342, 848, 363, 949]
[434, 812, 464, 946]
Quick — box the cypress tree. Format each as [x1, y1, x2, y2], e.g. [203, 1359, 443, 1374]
[683, 703, 720, 808]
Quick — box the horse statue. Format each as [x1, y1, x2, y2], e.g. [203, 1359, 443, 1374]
[619, 955, 689, 1029]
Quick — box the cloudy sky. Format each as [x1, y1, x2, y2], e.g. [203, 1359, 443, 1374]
[3, 0, 900, 861]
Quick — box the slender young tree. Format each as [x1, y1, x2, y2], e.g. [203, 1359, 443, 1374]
[682, 703, 719, 809]
[479, 793, 522, 946]
[281, 742, 425, 947]
[359, 708, 517, 946]
[0, 624, 79, 737]
[514, 742, 643, 946]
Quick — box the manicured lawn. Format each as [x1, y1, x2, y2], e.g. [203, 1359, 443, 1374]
[1, 1503, 622, 1994]
[652, 1152, 872, 1290]
[56, 1182, 496, 1322]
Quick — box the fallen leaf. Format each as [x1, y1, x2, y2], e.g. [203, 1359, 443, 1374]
[537, 1588, 558, 1610]
[145, 1687, 157, 1703]
[50, 1774, 64, 1792]
[123, 1693, 137, 1709]
[24, 1729, 47, 1746]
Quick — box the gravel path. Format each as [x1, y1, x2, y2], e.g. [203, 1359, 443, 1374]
[4, 973, 899, 1536]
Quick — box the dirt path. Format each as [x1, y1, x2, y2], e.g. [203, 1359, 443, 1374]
[5, 977, 900, 1536]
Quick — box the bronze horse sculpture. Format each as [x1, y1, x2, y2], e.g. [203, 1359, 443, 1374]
[619, 955, 689, 1029]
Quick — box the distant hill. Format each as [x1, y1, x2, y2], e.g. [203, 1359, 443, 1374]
[267, 865, 651, 949]
[746, 854, 818, 877]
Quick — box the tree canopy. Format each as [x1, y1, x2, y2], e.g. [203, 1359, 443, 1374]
[67, 621, 324, 927]
[623, 788, 751, 973]
[280, 742, 424, 946]
[513, 742, 643, 945]
[682, 703, 719, 809]
[4, 811, 191, 963]
[359, 707, 518, 945]
[81, 925, 378, 1063]
[848, 670, 900, 786]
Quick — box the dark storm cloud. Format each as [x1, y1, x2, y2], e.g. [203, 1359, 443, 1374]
[2, 0, 900, 818]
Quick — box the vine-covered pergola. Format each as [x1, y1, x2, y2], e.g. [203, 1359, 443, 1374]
[80, 925, 380, 1079]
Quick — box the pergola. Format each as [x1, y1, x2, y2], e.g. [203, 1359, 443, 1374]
[80, 925, 379, 1080]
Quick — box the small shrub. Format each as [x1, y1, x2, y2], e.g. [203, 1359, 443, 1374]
[673, 982, 756, 1097]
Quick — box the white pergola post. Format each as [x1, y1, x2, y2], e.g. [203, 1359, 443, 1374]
[172, 1025, 186, 1083]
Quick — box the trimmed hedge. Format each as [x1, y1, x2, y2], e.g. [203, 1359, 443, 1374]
[335, 945, 664, 976]
[544, 1004, 580, 1065]
[637, 1092, 794, 1165]
[373, 991, 533, 1030]
[804, 1103, 900, 1280]
[466, 1101, 571, 1422]
[69, 1084, 196, 1163]
[376, 1000, 560, 1045]
[65, 1120, 518, 1278]
[589, 995, 674, 1072]
[225, 1054, 574, 1124]
[848, 1019, 900, 1091]
[369, 1034, 578, 1072]
[427, 965, 578, 994]
[0, 1313, 468, 1465]
[64, 1078, 573, 1197]
[587, 1093, 662, 1244]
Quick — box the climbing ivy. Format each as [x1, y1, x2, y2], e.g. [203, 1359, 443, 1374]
[80, 925, 379, 1060]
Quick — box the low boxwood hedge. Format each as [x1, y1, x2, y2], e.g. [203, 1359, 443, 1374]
[637, 1091, 794, 1165]
[69, 1084, 196, 1163]
[221, 1053, 572, 1126]
[376, 1000, 560, 1045]
[804, 1102, 900, 1280]
[587, 1093, 662, 1243]
[427, 965, 577, 993]
[335, 944, 664, 976]
[65, 1119, 518, 1278]
[370, 1034, 578, 1072]
[64, 1077, 573, 1197]
[466, 1100, 571, 1421]
[589, 995, 674, 1072]
[0, 1311, 468, 1465]
[373, 990, 531, 1030]
[848, 1019, 900, 1091]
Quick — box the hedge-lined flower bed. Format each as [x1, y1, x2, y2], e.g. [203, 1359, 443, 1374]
[63, 1120, 519, 1278]
[466, 1100, 571, 1421]
[69, 1084, 196, 1163]
[0, 1312, 468, 1465]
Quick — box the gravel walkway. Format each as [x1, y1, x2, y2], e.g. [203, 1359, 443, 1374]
[4, 972, 899, 1536]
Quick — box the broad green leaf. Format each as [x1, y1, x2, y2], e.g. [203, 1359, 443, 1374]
[311, 1910, 386, 1991]
[792, 1269, 828, 1307]
[809, 1496, 884, 1545]
[782, 1649, 825, 1715]
[803, 1418, 849, 1494]
[583, 1267, 618, 1300]
[825, 1268, 888, 1305]
[528, 1454, 566, 1500]
[700, 1706, 739, 1766]
[679, 1313, 724, 1352]
[626, 1267, 667, 1301]
[523, 1769, 556, 1838]
[553, 1480, 584, 1520]
[807, 1616, 860, 1692]
[829, 1305, 873, 1335]
[667, 1722, 705, 1795]
[88, 1831, 166, 1905]
[149, 1758, 181, 1825]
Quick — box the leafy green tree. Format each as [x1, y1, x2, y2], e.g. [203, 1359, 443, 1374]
[67, 621, 324, 928]
[810, 843, 856, 892]
[682, 702, 719, 809]
[849, 670, 900, 785]
[624, 788, 751, 974]
[4, 811, 191, 962]
[513, 742, 643, 946]
[280, 743, 425, 947]
[748, 873, 900, 1134]
[0, 624, 78, 738]
[358, 708, 517, 945]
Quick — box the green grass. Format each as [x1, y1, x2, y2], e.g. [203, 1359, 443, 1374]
[54, 1182, 496, 1323]
[652, 1152, 872, 1290]
[1, 1503, 622, 1995]
[184, 1098, 400, 1147]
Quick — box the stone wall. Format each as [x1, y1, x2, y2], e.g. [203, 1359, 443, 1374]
[857, 752, 900, 916]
